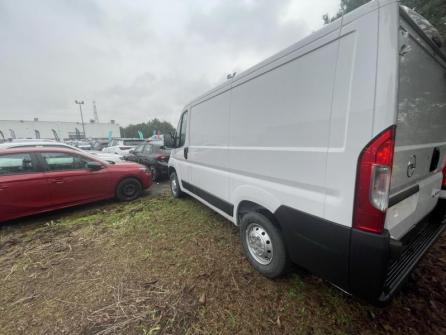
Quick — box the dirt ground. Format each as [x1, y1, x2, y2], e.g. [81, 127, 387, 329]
[0, 181, 445, 335]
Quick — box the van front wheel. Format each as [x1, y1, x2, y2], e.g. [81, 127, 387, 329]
[170, 171, 184, 198]
[240, 212, 288, 278]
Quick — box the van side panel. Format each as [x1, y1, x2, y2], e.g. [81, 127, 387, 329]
[188, 89, 231, 205]
[324, 6, 380, 227]
[228, 29, 341, 220]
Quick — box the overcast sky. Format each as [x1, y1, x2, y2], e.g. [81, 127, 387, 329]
[0, 0, 339, 126]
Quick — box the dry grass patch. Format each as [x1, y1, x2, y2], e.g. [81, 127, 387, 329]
[0, 186, 445, 334]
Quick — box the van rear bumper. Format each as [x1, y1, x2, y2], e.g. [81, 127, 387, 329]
[275, 201, 446, 303]
[351, 203, 446, 302]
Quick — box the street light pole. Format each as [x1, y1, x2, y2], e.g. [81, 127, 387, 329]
[75, 100, 86, 139]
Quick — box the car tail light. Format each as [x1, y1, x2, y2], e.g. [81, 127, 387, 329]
[353, 126, 395, 234]
[156, 154, 168, 162]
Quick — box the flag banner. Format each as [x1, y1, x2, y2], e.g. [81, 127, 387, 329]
[52, 129, 60, 142]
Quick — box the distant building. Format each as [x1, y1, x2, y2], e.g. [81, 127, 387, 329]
[0, 119, 120, 141]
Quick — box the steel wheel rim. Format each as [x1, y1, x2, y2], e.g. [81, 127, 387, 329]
[123, 183, 137, 197]
[245, 223, 273, 265]
[171, 174, 178, 194]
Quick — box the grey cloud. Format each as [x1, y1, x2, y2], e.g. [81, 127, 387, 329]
[0, 0, 334, 126]
[187, 0, 308, 54]
[95, 72, 211, 124]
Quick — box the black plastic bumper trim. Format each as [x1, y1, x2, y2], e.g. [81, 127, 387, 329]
[349, 228, 390, 302]
[274, 206, 351, 290]
[181, 180, 234, 216]
[274, 201, 446, 303]
[381, 219, 446, 301]
[389, 185, 419, 207]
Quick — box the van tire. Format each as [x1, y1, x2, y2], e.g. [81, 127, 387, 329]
[116, 177, 142, 201]
[240, 212, 289, 278]
[170, 171, 184, 198]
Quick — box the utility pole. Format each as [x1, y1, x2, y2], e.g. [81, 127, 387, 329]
[75, 100, 86, 139]
[93, 100, 99, 123]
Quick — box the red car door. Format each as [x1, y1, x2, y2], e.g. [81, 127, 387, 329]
[0, 152, 52, 222]
[40, 151, 112, 207]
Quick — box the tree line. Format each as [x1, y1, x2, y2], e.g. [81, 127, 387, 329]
[120, 118, 175, 139]
[323, 0, 445, 41]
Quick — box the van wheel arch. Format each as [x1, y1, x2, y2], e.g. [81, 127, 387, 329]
[168, 166, 176, 176]
[236, 200, 281, 230]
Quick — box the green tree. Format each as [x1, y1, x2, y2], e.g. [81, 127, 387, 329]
[120, 118, 175, 139]
[323, 0, 369, 24]
[402, 0, 446, 39]
[323, 0, 446, 40]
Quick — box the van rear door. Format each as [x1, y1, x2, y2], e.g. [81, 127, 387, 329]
[386, 10, 446, 240]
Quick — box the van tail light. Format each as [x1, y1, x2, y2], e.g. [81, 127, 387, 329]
[353, 126, 395, 234]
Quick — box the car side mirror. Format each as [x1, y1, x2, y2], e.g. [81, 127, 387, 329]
[87, 161, 103, 171]
[129, 150, 135, 154]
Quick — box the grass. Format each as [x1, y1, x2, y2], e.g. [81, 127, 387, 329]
[0, 184, 445, 334]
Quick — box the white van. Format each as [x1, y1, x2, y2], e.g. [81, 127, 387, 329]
[168, 0, 446, 303]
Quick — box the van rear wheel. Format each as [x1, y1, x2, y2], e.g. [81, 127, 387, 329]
[170, 171, 184, 198]
[240, 212, 288, 278]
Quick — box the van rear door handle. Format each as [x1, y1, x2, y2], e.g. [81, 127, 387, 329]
[184, 147, 189, 160]
[0, 185, 9, 190]
[50, 178, 64, 184]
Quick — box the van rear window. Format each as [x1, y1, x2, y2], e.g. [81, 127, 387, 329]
[397, 18, 446, 146]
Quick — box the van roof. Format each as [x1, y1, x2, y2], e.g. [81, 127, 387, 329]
[185, 0, 397, 108]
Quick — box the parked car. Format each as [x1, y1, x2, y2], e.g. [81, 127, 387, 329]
[89, 151, 124, 163]
[11, 139, 56, 143]
[75, 141, 92, 150]
[0, 147, 152, 222]
[102, 138, 147, 155]
[90, 139, 110, 151]
[123, 144, 170, 181]
[0, 141, 122, 164]
[0, 141, 83, 152]
[168, 1, 446, 304]
[64, 140, 92, 150]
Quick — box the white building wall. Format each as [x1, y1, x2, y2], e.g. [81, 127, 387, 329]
[0, 120, 121, 140]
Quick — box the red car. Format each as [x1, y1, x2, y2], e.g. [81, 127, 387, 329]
[0, 147, 152, 222]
